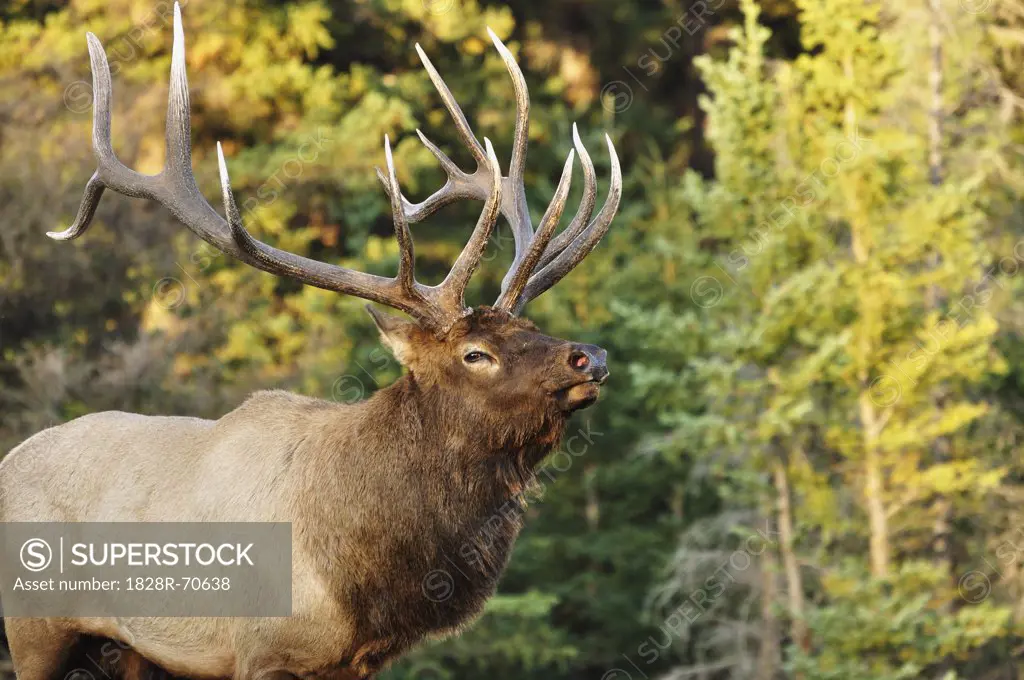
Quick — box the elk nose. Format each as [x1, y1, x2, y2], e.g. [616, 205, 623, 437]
[568, 344, 609, 383]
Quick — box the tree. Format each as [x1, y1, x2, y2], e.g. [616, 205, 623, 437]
[633, 0, 1024, 677]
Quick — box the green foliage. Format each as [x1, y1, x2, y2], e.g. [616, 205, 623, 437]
[786, 562, 1015, 679]
[628, 0, 1024, 677]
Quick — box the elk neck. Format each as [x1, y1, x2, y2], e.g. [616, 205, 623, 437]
[289, 373, 570, 665]
[363, 372, 568, 502]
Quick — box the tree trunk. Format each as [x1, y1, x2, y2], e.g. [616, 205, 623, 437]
[860, 392, 890, 578]
[845, 52, 891, 580]
[773, 460, 809, 650]
[757, 530, 780, 680]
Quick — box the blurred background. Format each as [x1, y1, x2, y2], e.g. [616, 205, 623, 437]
[3, 0, 1024, 678]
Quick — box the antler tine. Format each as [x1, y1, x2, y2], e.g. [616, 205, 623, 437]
[512, 135, 622, 314]
[486, 28, 529, 191]
[437, 138, 503, 310]
[485, 29, 538, 294]
[536, 123, 597, 270]
[495, 149, 575, 312]
[415, 43, 489, 168]
[165, 3, 199, 191]
[47, 32, 156, 240]
[383, 135, 418, 297]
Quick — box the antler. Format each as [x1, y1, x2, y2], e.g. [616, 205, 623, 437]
[53, 2, 503, 334]
[379, 30, 622, 315]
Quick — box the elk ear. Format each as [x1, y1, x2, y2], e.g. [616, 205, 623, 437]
[365, 305, 420, 366]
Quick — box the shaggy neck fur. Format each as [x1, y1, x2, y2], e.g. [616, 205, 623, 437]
[293, 372, 569, 673]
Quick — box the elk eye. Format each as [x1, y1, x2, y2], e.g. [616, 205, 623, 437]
[464, 350, 489, 364]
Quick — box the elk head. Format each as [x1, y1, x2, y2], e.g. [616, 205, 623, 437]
[53, 3, 622, 423]
[369, 305, 608, 419]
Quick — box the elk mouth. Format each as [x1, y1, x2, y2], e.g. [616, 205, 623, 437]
[556, 378, 604, 412]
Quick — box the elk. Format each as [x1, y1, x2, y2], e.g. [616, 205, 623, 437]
[0, 4, 621, 679]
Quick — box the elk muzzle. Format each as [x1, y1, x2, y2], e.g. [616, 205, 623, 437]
[559, 343, 609, 411]
[568, 344, 609, 383]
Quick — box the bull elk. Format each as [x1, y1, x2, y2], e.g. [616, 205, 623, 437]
[0, 4, 621, 679]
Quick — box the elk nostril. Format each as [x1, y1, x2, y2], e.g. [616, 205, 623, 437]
[569, 351, 590, 370]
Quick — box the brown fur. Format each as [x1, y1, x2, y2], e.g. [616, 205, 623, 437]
[0, 307, 608, 680]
